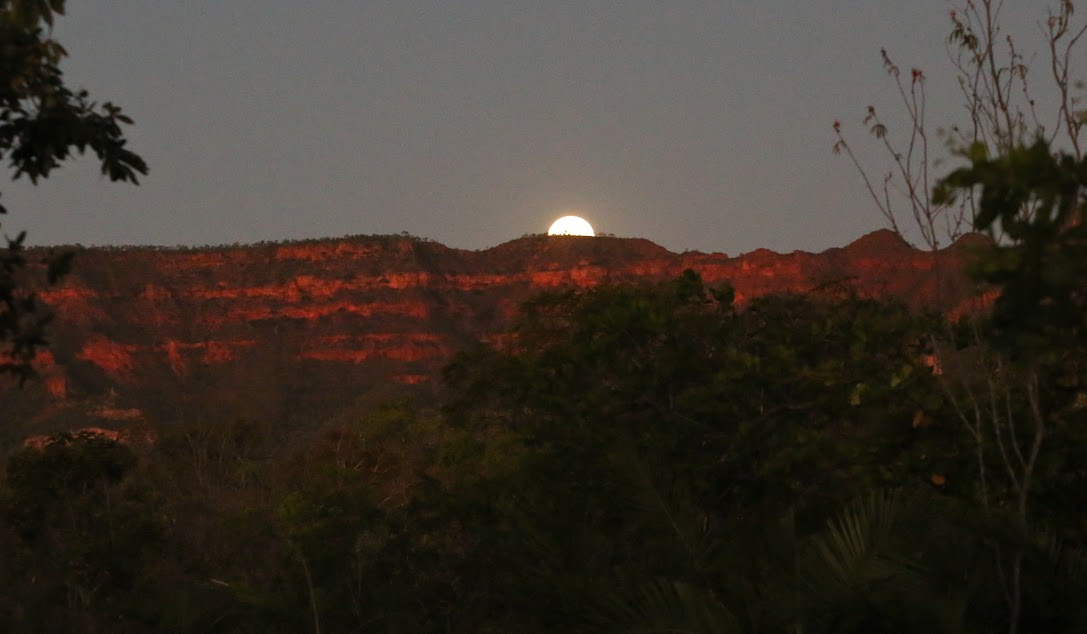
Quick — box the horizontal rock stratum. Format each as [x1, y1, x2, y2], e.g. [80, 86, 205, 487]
[1, 230, 988, 439]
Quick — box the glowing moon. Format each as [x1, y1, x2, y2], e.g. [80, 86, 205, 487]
[547, 215, 595, 236]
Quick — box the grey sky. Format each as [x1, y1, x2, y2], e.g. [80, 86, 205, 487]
[1, 1, 1064, 254]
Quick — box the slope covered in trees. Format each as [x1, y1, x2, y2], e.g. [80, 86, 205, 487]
[1, 268, 1083, 632]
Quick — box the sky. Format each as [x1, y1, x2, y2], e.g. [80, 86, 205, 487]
[0, 1, 1068, 255]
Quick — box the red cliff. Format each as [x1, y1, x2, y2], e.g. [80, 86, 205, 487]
[1, 230, 986, 434]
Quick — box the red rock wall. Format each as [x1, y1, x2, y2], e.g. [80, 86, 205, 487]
[5, 230, 985, 429]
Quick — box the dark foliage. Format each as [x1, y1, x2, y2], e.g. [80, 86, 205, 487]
[0, 271, 1082, 631]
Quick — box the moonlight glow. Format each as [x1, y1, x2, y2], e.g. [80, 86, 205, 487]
[547, 215, 595, 236]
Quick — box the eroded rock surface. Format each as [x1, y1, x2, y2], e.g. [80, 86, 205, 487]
[2, 231, 986, 435]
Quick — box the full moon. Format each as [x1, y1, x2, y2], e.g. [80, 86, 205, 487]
[547, 215, 595, 236]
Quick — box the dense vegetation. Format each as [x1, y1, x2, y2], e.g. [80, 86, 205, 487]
[1, 258, 1084, 631]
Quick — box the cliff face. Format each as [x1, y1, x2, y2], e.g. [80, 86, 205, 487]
[1, 230, 987, 435]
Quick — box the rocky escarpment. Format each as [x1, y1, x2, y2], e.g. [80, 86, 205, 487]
[0, 230, 987, 439]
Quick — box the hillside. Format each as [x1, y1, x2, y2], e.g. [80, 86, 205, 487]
[0, 230, 987, 442]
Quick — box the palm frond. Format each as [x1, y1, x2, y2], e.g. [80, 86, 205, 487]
[797, 490, 966, 633]
[583, 577, 742, 634]
[607, 442, 722, 572]
[806, 490, 917, 589]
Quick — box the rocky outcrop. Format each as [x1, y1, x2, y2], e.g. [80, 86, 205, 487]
[2, 230, 987, 431]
